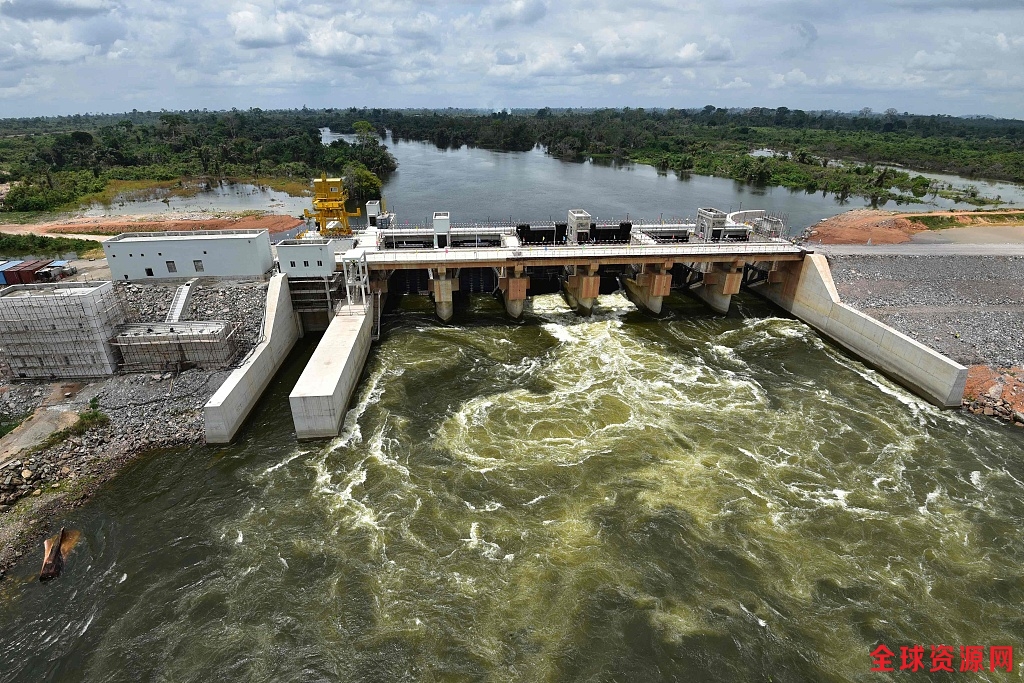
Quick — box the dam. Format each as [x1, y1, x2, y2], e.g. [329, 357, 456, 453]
[215, 203, 968, 443]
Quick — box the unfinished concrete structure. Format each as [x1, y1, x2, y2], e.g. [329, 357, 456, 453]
[113, 321, 239, 373]
[0, 281, 127, 378]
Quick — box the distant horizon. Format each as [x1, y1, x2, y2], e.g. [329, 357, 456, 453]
[1, 1, 1022, 119]
[2, 105, 1021, 124]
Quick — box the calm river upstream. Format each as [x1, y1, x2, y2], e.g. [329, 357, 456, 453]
[3, 143, 1024, 681]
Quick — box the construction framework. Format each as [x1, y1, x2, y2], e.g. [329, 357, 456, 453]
[112, 321, 241, 373]
[0, 282, 129, 379]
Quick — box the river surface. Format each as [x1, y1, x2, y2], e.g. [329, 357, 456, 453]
[1, 291, 1023, 681]
[84, 131, 1024, 227]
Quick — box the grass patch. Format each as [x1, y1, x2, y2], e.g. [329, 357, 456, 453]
[74, 178, 204, 208]
[0, 231, 103, 259]
[253, 176, 313, 197]
[0, 211, 69, 225]
[907, 211, 1024, 230]
[33, 399, 109, 454]
[0, 413, 28, 438]
[907, 215, 962, 230]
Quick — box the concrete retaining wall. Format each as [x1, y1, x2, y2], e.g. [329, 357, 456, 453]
[204, 274, 299, 443]
[289, 306, 372, 439]
[760, 254, 967, 407]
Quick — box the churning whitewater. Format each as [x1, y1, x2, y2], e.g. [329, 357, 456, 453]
[1, 292, 1022, 682]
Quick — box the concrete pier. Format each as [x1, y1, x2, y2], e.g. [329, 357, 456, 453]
[623, 264, 672, 314]
[693, 261, 744, 314]
[430, 268, 457, 322]
[205, 274, 299, 443]
[562, 265, 600, 315]
[498, 267, 529, 318]
[757, 254, 967, 407]
[289, 305, 373, 439]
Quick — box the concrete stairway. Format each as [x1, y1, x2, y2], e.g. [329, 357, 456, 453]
[166, 278, 198, 322]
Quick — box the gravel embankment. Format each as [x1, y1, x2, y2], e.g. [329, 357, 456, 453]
[0, 280, 268, 575]
[828, 254, 1024, 367]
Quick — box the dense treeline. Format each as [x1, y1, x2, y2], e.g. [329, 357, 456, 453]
[0, 109, 397, 212]
[2, 106, 1022, 212]
[0, 232, 102, 258]
[334, 107, 1024, 205]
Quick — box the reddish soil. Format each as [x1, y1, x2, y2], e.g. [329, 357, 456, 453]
[3, 214, 303, 239]
[807, 210, 924, 245]
[964, 365, 1024, 424]
[807, 209, 1024, 245]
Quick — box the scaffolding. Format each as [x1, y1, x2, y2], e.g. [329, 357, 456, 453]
[0, 282, 129, 379]
[112, 321, 240, 373]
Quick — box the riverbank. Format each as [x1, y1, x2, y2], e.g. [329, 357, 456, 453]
[0, 280, 269, 578]
[827, 251, 1024, 424]
[806, 208, 1024, 245]
[0, 212, 303, 241]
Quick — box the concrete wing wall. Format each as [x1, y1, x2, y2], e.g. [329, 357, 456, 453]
[289, 307, 372, 439]
[762, 254, 967, 407]
[204, 273, 299, 443]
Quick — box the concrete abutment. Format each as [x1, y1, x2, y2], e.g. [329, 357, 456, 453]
[753, 254, 967, 407]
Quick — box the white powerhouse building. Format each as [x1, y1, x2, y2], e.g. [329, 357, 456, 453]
[104, 230, 274, 281]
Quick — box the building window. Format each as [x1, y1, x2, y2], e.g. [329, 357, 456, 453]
[290, 261, 296, 267]
[166, 261, 177, 273]
[158, 252, 162, 256]
[193, 260, 205, 272]
[303, 260, 309, 267]
[145, 268, 154, 277]
[317, 260, 323, 267]
[203, 251, 207, 254]
[129, 253, 133, 257]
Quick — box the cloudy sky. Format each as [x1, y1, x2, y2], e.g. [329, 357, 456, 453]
[1, 0, 1022, 118]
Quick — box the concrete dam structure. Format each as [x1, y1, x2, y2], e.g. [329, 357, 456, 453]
[258, 205, 967, 443]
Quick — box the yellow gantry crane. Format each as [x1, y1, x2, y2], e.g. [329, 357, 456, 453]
[303, 173, 362, 237]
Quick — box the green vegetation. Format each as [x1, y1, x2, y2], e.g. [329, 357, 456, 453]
[363, 106, 1024, 205]
[0, 232, 103, 259]
[34, 398, 109, 453]
[2, 105, 1022, 211]
[0, 110, 397, 212]
[0, 413, 28, 438]
[905, 211, 1024, 230]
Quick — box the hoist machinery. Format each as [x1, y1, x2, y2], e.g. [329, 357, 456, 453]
[303, 173, 361, 236]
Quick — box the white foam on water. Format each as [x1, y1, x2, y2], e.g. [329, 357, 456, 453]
[463, 522, 504, 560]
[739, 603, 768, 628]
[263, 449, 308, 475]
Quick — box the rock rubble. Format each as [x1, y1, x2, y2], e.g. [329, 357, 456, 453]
[1, 279, 269, 573]
[828, 254, 1024, 367]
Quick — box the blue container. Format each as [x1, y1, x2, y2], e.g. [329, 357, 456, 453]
[0, 260, 24, 286]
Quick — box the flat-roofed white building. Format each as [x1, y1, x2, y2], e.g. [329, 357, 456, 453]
[277, 238, 349, 278]
[103, 230, 273, 281]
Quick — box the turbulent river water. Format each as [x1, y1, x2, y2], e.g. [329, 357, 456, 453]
[1, 291, 1023, 681]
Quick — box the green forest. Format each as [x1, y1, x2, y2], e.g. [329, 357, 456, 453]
[1, 106, 1022, 214]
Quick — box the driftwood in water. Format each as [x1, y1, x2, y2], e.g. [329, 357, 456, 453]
[39, 527, 67, 582]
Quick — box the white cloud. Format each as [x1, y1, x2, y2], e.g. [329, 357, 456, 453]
[0, 0, 1023, 116]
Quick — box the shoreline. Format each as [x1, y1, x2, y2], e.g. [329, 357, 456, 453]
[0, 280, 270, 579]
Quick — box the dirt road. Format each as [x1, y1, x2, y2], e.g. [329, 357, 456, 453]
[1, 213, 304, 242]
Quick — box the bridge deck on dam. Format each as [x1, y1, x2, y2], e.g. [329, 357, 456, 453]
[361, 240, 807, 270]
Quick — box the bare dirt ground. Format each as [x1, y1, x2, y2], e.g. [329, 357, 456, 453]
[963, 366, 1024, 425]
[1, 213, 303, 242]
[806, 209, 1024, 245]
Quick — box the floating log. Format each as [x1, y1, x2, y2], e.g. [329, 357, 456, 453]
[39, 527, 67, 582]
